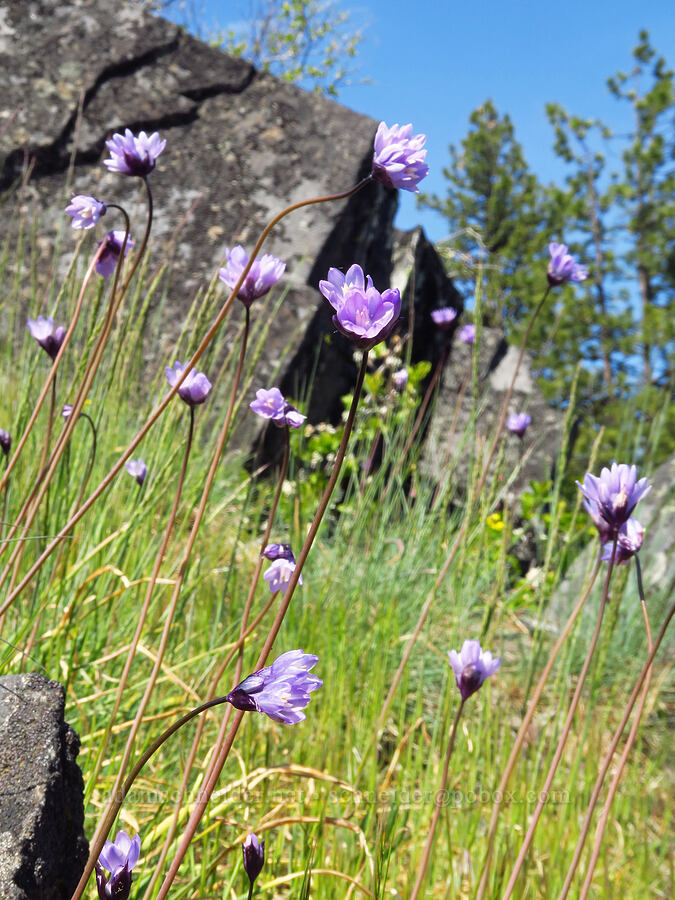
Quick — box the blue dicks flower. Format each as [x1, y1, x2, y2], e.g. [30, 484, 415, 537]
[125, 458, 147, 486]
[319, 264, 401, 350]
[0, 429, 10, 456]
[431, 307, 458, 330]
[263, 557, 303, 593]
[219, 245, 286, 307]
[601, 517, 644, 566]
[262, 543, 295, 562]
[243, 833, 265, 889]
[547, 242, 589, 286]
[96, 230, 133, 279]
[506, 412, 532, 438]
[27, 316, 66, 360]
[250, 388, 306, 428]
[458, 323, 475, 344]
[226, 649, 322, 724]
[392, 368, 408, 391]
[95, 829, 141, 900]
[577, 463, 651, 542]
[165, 361, 212, 408]
[448, 639, 501, 702]
[65, 194, 106, 229]
[104, 129, 166, 177]
[372, 122, 429, 193]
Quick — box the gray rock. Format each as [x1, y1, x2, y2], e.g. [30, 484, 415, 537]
[0, 0, 554, 489]
[0, 673, 87, 900]
[0, 0, 399, 450]
[420, 326, 562, 493]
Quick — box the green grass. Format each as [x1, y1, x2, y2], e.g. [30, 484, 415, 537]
[0, 202, 671, 900]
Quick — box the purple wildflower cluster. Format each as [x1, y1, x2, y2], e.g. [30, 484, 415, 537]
[262, 543, 302, 592]
[0, 429, 10, 456]
[372, 122, 429, 193]
[242, 833, 265, 889]
[96, 829, 141, 900]
[577, 463, 650, 542]
[27, 316, 66, 360]
[319, 264, 401, 350]
[165, 362, 212, 408]
[547, 242, 589, 286]
[506, 413, 532, 438]
[431, 307, 458, 330]
[219, 245, 286, 307]
[226, 649, 322, 724]
[250, 388, 305, 428]
[104, 129, 166, 177]
[66, 194, 106, 229]
[96, 230, 133, 279]
[448, 639, 501, 702]
[125, 458, 147, 486]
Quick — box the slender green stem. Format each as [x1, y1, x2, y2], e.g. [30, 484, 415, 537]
[409, 699, 465, 899]
[153, 352, 370, 900]
[140, 408, 292, 900]
[363, 286, 552, 784]
[3, 178, 371, 617]
[501, 540, 617, 900]
[90, 405, 196, 848]
[475, 553, 602, 899]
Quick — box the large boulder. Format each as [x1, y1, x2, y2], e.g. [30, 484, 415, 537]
[0, 673, 88, 900]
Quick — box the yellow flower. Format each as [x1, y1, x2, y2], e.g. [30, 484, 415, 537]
[486, 512, 504, 532]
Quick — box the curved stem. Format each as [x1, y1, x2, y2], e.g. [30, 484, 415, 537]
[90, 405, 195, 848]
[501, 541, 617, 900]
[575, 582, 664, 899]
[361, 285, 552, 784]
[2, 178, 371, 617]
[141, 423, 291, 899]
[0, 211, 131, 597]
[409, 700, 465, 899]
[71, 690, 236, 900]
[475, 553, 602, 899]
[153, 352, 370, 900]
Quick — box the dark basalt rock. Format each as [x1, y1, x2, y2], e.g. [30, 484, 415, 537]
[0, 673, 88, 900]
[0, 0, 559, 484]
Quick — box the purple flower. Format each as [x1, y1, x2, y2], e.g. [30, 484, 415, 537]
[372, 122, 429, 192]
[392, 368, 408, 392]
[27, 316, 66, 360]
[62, 404, 74, 420]
[0, 429, 10, 456]
[506, 412, 532, 438]
[165, 361, 212, 408]
[95, 829, 140, 900]
[225, 649, 322, 724]
[125, 458, 147, 486]
[601, 517, 644, 566]
[65, 194, 106, 229]
[219, 245, 286, 307]
[262, 543, 296, 562]
[318, 264, 401, 350]
[458, 324, 475, 344]
[103, 129, 166, 177]
[96, 230, 133, 279]
[242, 833, 265, 888]
[263, 557, 303, 593]
[547, 242, 589, 286]
[431, 307, 458, 330]
[577, 463, 651, 542]
[250, 388, 306, 428]
[448, 639, 501, 702]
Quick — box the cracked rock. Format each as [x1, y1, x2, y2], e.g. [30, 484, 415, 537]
[0, 673, 88, 900]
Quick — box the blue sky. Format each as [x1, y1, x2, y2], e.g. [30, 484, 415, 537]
[169, 0, 674, 241]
